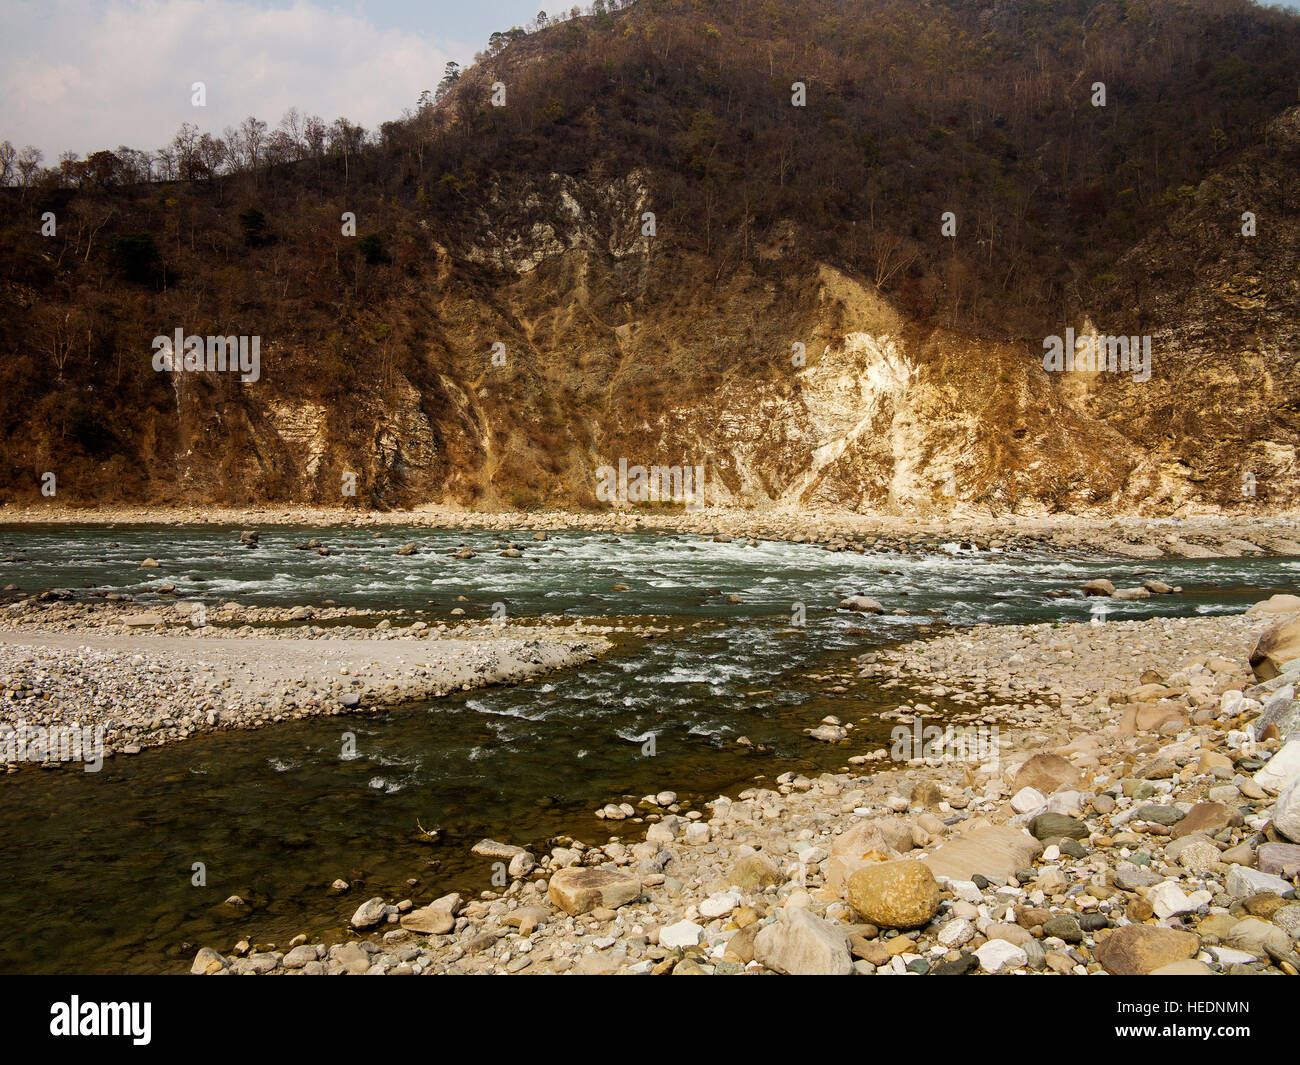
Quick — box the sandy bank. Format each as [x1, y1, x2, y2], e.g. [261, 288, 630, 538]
[0, 625, 612, 763]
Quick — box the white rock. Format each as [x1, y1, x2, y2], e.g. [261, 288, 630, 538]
[1011, 787, 1046, 814]
[699, 892, 743, 919]
[1148, 882, 1211, 919]
[1226, 864, 1293, 898]
[659, 920, 704, 949]
[974, 939, 1027, 973]
[937, 918, 975, 948]
[1255, 740, 1300, 793]
[684, 823, 711, 845]
[1208, 946, 1259, 965]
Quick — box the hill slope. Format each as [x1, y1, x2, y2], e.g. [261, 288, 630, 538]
[2, 0, 1299, 513]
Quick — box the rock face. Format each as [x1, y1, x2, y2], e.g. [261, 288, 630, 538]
[846, 859, 941, 929]
[1251, 619, 1300, 681]
[1095, 925, 1201, 975]
[753, 907, 853, 975]
[1258, 841, 1300, 877]
[547, 867, 641, 916]
[1257, 697, 1300, 741]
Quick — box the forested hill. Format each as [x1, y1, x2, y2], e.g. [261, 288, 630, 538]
[2, 0, 1299, 513]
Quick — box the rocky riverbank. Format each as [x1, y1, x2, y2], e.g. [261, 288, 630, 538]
[5, 504, 1300, 560]
[0, 607, 620, 762]
[191, 599, 1300, 976]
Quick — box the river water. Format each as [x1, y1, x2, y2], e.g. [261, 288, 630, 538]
[0, 524, 1296, 973]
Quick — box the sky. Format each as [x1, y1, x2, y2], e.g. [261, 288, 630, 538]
[2, 0, 1299, 161]
[0, 0, 555, 159]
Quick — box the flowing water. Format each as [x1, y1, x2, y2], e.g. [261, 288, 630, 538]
[0, 524, 1297, 973]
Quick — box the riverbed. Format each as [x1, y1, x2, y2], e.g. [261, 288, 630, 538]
[1, 524, 1297, 973]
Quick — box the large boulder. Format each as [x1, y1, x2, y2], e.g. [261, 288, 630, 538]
[1095, 925, 1200, 975]
[753, 907, 852, 975]
[1247, 594, 1300, 617]
[1081, 579, 1115, 597]
[922, 822, 1043, 883]
[547, 867, 641, 915]
[846, 859, 941, 929]
[1250, 618, 1300, 681]
[838, 595, 884, 614]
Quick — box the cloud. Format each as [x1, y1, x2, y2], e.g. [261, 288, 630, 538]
[0, 0, 453, 158]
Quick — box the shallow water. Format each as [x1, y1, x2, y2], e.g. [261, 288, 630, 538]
[0, 525, 1296, 973]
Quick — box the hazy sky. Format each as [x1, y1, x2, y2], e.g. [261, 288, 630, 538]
[3, 0, 1299, 160]
[0, 0, 551, 159]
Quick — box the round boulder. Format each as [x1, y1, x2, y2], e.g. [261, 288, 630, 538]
[847, 859, 941, 929]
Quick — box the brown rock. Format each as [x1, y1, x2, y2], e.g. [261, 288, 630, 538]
[1250, 617, 1300, 681]
[1012, 753, 1084, 796]
[1095, 925, 1200, 975]
[723, 921, 762, 963]
[826, 822, 900, 894]
[400, 906, 455, 935]
[1134, 703, 1186, 733]
[1242, 893, 1286, 919]
[1171, 802, 1244, 839]
[847, 859, 941, 930]
[849, 935, 890, 966]
[922, 822, 1044, 882]
[547, 867, 641, 915]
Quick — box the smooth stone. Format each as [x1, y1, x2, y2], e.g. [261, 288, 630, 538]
[548, 867, 641, 915]
[1029, 813, 1089, 841]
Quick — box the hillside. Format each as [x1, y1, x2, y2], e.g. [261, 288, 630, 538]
[1, 0, 1299, 513]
